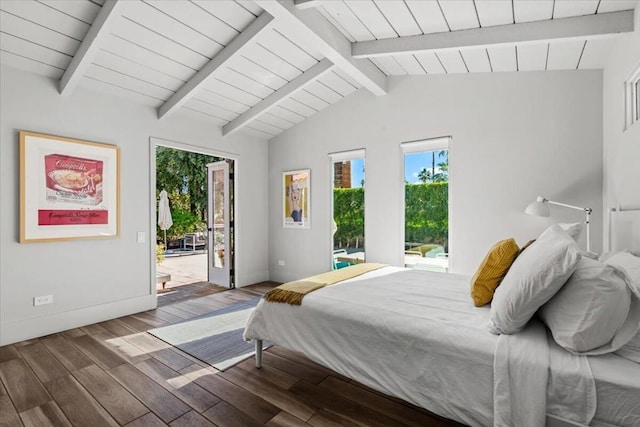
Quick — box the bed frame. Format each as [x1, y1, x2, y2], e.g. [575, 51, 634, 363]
[607, 207, 640, 254]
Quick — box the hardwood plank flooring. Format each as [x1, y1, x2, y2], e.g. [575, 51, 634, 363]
[180, 364, 281, 424]
[202, 401, 264, 427]
[70, 335, 126, 370]
[134, 359, 220, 413]
[40, 336, 93, 372]
[109, 363, 191, 423]
[0, 346, 21, 364]
[0, 359, 51, 413]
[0, 281, 463, 426]
[17, 342, 68, 383]
[170, 410, 216, 427]
[124, 412, 166, 427]
[44, 374, 119, 427]
[73, 364, 148, 425]
[19, 400, 72, 427]
[266, 411, 312, 427]
[0, 394, 22, 427]
[218, 367, 317, 421]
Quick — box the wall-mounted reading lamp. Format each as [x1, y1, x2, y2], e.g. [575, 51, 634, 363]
[525, 196, 593, 252]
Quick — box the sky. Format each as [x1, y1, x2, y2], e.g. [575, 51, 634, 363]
[404, 151, 447, 184]
[349, 151, 446, 188]
[351, 158, 365, 187]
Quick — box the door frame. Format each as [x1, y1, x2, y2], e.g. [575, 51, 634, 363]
[149, 137, 238, 303]
[207, 160, 232, 288]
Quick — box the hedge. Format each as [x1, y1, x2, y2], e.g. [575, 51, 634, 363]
[333, 182, 448, 248]
[404, 182, 448, 247]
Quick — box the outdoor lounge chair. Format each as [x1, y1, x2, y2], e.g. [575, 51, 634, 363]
[333, 249, 352, 269]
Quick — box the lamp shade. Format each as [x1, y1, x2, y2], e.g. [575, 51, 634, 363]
[525, 197, 550, 217]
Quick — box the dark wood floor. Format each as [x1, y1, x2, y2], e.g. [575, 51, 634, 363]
[0, 281, 462, 427]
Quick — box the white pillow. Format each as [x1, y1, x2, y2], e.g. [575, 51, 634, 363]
[539, 257, 631, 354]
[489, 225, 580, 335]
[616, 333, 640, 363]
[558, 222, 584, 240]
[604, 252, 640, 287]
[599, 250, 629, 263]
[604, 252, 640, 363]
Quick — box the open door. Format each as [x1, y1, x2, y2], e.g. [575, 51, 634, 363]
[207, 161, 232, 288]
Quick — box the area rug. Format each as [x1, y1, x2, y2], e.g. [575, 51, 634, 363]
[148, 296, 269, 371]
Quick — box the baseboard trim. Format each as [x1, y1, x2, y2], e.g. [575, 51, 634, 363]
[0, 295, 156, 346]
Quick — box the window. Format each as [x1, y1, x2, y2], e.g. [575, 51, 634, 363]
[401, 137, 451, 272]
[329, 149, 365, 270]
[625, 62, 640, 130]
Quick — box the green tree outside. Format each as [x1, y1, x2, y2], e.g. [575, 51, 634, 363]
[156, 147, 219, 241]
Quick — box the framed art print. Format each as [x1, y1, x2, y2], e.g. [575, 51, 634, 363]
[283, 169, 310, 229]
[20, 131, 120, 242]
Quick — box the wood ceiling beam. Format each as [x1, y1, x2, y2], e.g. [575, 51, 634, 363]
[59, 0, 124, 95]
[223, 58, 333, 136]
[158, 12, 274, 120]
[353, 10, 634, 58]
[254, 0, 386, 96]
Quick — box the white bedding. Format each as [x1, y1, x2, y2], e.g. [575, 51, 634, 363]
[244, 267, 639, 426]
[493, 319, 550, 427]
[589, 354, 640, 427]
[246, 268, 496, 426]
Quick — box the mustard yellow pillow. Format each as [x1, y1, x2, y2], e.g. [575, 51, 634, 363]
[471, 238, 520, 307]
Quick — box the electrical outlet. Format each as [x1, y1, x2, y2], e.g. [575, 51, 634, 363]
[278, 259, 285, 266]
[137, 231, 146, 243]
[34, 295, 53, 306]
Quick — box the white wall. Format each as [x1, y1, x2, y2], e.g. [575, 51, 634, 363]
[268, 71, 603, 282]
[0, 66, 269, 345]
[603, 4, 640, 220]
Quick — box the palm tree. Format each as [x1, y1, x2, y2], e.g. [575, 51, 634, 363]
[418, 168, 431, 183]
[434, 150, 449, 182]
[430, 150, 448, 178]
[431, 152, 436, 178]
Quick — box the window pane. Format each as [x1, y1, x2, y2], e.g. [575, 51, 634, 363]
[404, 150, 449, 272]
[332, 158, 365, 269]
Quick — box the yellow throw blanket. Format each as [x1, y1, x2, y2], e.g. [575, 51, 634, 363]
[265, 263, 387, 305]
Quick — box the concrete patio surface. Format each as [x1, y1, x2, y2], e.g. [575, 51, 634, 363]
[157, 251, 207, 291]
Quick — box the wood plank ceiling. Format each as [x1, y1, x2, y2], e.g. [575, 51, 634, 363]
[0, 0, 637, 139]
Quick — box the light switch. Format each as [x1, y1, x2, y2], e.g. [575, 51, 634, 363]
[137, 231, 146, 243]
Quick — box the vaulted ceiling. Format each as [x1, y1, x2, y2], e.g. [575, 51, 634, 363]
[0, 0, 636, 139]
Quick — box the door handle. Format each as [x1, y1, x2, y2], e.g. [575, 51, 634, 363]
[208, 228, 212, 232]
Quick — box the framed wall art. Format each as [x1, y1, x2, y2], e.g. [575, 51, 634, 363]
[20, 131, 120, 242]
[283, 169, 310, 229]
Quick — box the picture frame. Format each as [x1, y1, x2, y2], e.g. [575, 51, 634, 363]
[20, 131, 120, 243]
[283, 169, 310, 229]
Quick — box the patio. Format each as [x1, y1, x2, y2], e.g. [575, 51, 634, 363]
[157, 251, 208, 291]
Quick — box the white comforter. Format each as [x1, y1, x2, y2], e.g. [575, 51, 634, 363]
[244, 267, 595, 426]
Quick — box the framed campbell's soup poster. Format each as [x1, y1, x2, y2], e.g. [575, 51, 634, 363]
[20, 131, 120, 242]
[283, 169, 310, 229]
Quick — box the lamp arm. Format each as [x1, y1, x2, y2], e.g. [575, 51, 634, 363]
[546, 199, 591, 213]
[545, 199, 592, 252]
[586, 209, 591, 252]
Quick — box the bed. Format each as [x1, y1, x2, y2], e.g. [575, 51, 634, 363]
[244, 209, 640, 427]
